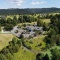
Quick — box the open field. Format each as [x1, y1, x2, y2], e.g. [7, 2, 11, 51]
[0, 33, 14, 50]
[12, 47, 36, 60]
[24, 35, 46, 52]
[42, 19, 50, 24]
[49, 13, 60, 15]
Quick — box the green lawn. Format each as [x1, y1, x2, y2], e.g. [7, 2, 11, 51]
[24, 35, 46, 52]
[0, 33, 14, 50]
[12, 47, 36, 60]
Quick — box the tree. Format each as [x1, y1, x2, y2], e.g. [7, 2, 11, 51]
[36, 53, 44, 60]
[7, 18, 13, 24]
[51, 48, 60, 60]
[43, 22, 48, 31]
[18, 15, 22, 23]
[0, 25, 1, 31]
[55, 35, 60, 46]
[1, 48, 10, 55]
[44, 36, 53, 47]
[43, 54, 50, 60]
[50, 25, 59, 34]
[50, 16, 58, 24]
[12, 44, 19, 53]
[12, 37, 17, 45]
[4, 24, 13, 31]
[19, 34, 24, 39]
[37, 19, 43, 27]
[48, 29, 56, 38]
[0, 54, 8, 60]
[6, 53, 13, 60]
[13, 16, 17, 26]
[0, 18, 6, 26]
[17, 39, 21, 47]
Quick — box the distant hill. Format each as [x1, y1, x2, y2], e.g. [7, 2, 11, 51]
[0, 8, 60, 15]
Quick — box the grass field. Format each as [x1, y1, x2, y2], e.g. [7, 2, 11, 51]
[0, 33, 14, 50]
[42, 19, 50, 24]
[49, 13, 60, 15]
[12, 47, 36, 60]
[24, 35, 46, 52]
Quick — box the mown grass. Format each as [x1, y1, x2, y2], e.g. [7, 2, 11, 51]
[0, 33, 14, 50]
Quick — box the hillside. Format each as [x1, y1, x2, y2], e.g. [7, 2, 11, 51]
[0, 8, 60, 15]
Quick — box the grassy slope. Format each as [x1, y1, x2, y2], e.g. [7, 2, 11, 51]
[12, 47, 36, 60]
[12, 35, 46, 60]
[0, 33, 14, 50]
[24, 35, 46, 52]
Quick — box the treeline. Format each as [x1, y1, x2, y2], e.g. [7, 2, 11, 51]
[0, 15, 37, 31]
[0, 8, 60, 15]
[0, 37, 21, 60]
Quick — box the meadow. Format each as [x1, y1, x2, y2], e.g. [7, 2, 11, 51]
[42, 19, 50, 24]
[0, 33, 14, 50]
